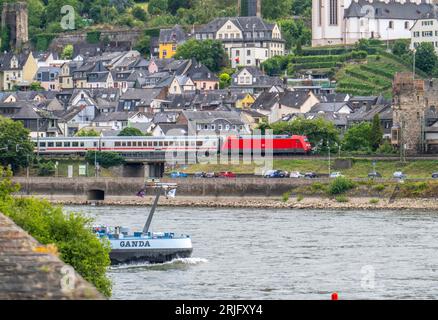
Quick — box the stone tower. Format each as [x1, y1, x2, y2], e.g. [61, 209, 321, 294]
[238, 0, 261, 17]
[1, 1, 29, 49]
[391, 72, 433, 154]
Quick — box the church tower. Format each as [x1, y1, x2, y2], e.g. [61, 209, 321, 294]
[312, 0, 351, 47]
[238, 0, 261, 17]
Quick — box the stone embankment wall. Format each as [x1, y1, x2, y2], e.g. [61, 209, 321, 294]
[0, 212, 104, 299]
[13, 177, 325, 198]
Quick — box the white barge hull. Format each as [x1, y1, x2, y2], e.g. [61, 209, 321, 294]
[109, 237, 193, 264]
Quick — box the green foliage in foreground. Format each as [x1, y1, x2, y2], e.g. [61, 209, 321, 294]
[0, 167, 112, 296]
[328, 177, 356, 195]
[85, 151, 125, 168]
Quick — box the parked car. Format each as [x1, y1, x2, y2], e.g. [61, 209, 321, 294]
[170, 171, 188, 178]
[393, 171, 406, 179]
[194, 172, 206, 178]
[368, 171, 382, 178]
[204, 172, 216, 178]
[304, 172, 317, 179]
[329, 172, 344, 178]
[217, 171, 237, 178]
[289, 171, 304, 178]
[264, 170, 287, 178]
[432, 172, 438, 179]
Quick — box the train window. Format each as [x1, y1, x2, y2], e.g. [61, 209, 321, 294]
[132, 142, 137, 147]
[115, 142, 121, 147]
[185, 141, 189, 146]
[72, 142, 78, 147]
[64, 142, 71, 147]
[102, 142, 105, 147]
[164, 141, 168, 147]
[191, 141, 195, 146]
[158, 141, 163, 147]
[80, 142, 84, 147]
[48, 142, 54, 147]
[93, 142, 97, 147]
[143, 141, 147, 147]
[39, 142, 46, 147]
[196, 141, 203, 146]
[148, 142, 153, 147]
[153, 142, 158, 146]
[122, 142, 126, 147]
[56, 142, 62, 147]
[127, 142, 131, 147]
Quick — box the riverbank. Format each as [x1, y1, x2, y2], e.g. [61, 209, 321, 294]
[19, 194, 438, 211]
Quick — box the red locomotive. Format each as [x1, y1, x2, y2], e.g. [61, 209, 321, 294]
[221, 135, 312, 155]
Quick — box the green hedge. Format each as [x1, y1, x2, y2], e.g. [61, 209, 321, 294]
[360, 64, 394, 79]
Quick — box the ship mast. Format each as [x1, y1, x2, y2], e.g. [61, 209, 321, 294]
[141, 181, 177, 235]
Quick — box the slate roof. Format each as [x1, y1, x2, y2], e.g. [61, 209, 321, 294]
[251, 91, 311, 111]
[345, 0, 433, 19]
[159, 25, 187, 44]
[182, 110, 245, 125]
[310, 102, 352, 113]
[186, 59, 219, 81]
[154, 123, 188, 136]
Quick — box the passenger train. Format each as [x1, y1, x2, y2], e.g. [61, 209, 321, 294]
[32, 135, 312, 156]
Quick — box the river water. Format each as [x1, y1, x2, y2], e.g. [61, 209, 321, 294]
[64, 205, 438, 300]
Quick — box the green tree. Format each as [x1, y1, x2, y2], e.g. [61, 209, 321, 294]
[219, 73, 231, 89]
[61, 44, 74, 59]
[27, 0, 45, 34]
[0, 116, 34, 170]
[392, 39, 409, 57]
[175, 39, 228, 72]
[263, 117, 340, 152]
[148, 0, 168, 15]
[261, 0, 292, 20]
[415, 42, 438, 75]
[30, 82, 45, 91]
[370, 114, 383, 151]
[132, 5, 148, 21]
[85, 151, 125, 168]
[76, 128, 101, 137]
[342, 122, 373, 152]
[118, 127, 144, 136]
[278, 18, 311, 50]
[0, 167, 112, 296]
[134, 33, 151, 56]
[168, 0, 193, 15]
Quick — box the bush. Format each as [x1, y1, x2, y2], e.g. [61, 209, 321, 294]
[328, 177, 356, 195]
[335, 195, 349, 202]
[296, 194, 304, 202]
[282, 192, 290, 202]
[37, 161, 55, 176]
[311, 182, 327, 192]
[373, 184, 386, 192]
[0, 167, 112, 296]
[369, 198, 379, 204]
[85, 151, 125, 168]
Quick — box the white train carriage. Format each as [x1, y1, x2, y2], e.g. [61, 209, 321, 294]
[32, 136, 220, 157]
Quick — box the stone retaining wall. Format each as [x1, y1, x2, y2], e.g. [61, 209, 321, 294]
[0, 212, 104, 299]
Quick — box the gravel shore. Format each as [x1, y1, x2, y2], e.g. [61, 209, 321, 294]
[20, 195, 438, 211]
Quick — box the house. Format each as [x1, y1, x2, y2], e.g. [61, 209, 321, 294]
[117, 88, 166, 113]
[151, 123, 188, 136]
[92, 111, 152, 132]
[35, 66, 61, 91]
[195, 16, 285, 67]
[348, 104, 393, 138]
[178, 110, 251, 136]
[230, 67, 284, 94]
[168, 76, 196, 94]
[158, 25, 187, 59]
[185, 59, 219, 91]
[0, 53, 28, 90]
[251, 90, 320, 123]
[240, 109, 268, 130]
[86, 71, 114, 89]
[0, 101, 61, 137]
[312, 0, 434, 47]
[410, 12, 438, 52]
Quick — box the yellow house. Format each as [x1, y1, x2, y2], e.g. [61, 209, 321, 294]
[236, 93, 256, 109]
[158, 25, 187, 59]
[22, 52, 38, 83]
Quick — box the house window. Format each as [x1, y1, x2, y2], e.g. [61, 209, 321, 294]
[388, 21, 394, 29]
[405, 21, 409, 29]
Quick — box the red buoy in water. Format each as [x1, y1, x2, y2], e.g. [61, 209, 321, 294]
[331, 292, 338, 300]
